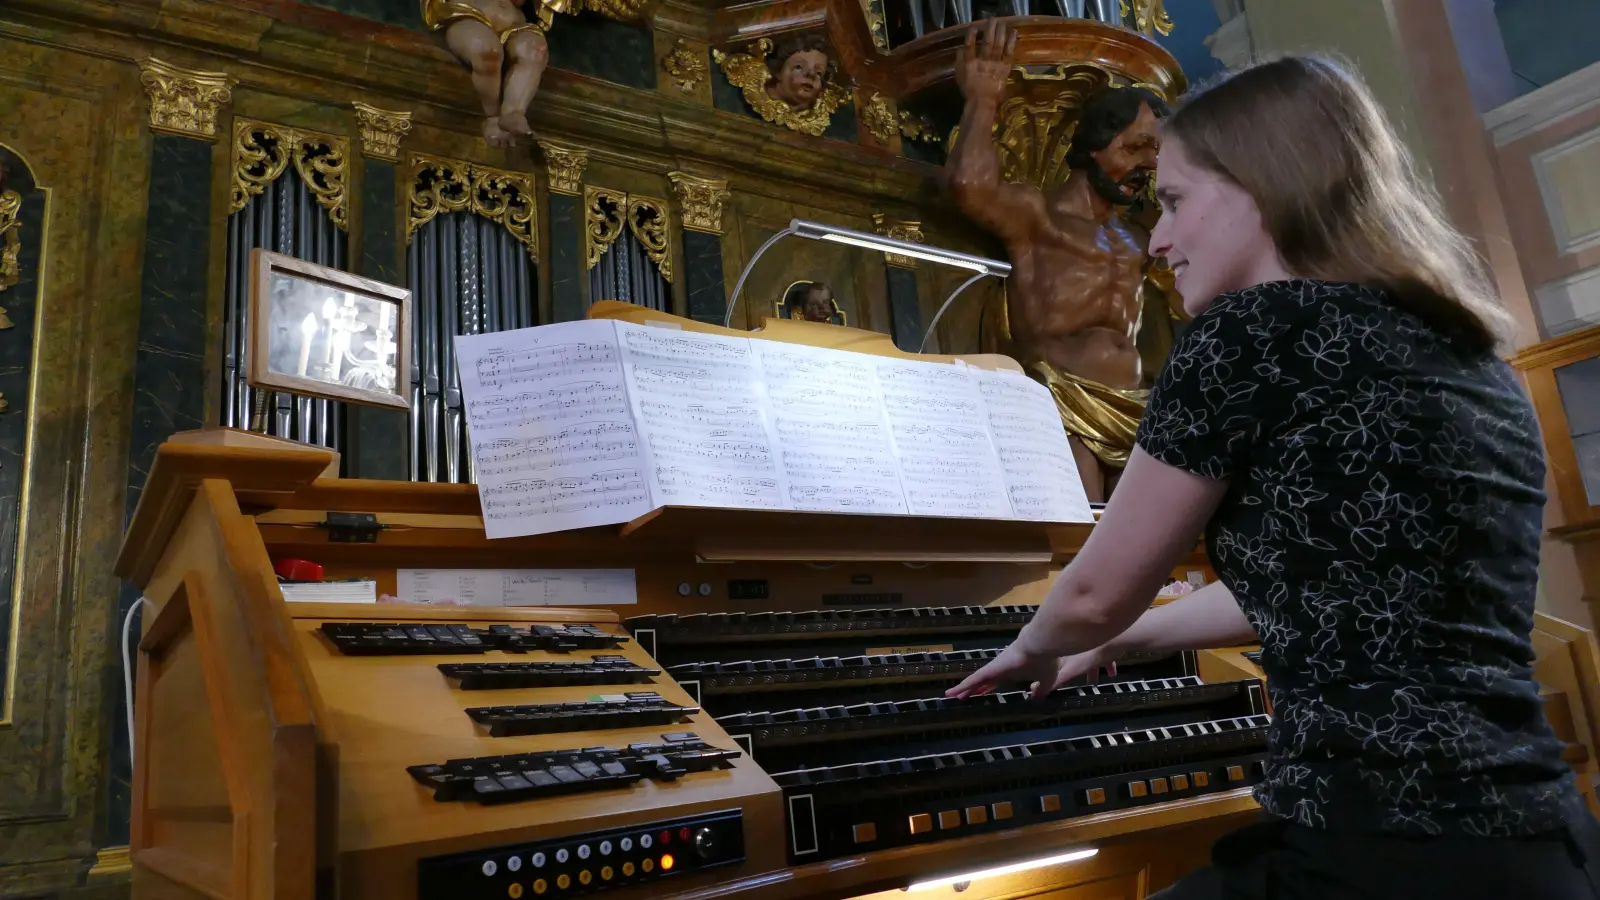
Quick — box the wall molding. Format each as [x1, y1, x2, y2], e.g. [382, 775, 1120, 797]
[1535, 265, 1600, 339]
[1531, 127, 1600, 257]
[1485, 60, 1600, 147]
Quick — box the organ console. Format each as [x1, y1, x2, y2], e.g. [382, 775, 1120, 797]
[116, 305, 1600, 900]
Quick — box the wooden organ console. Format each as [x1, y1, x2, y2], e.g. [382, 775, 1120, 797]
[115, 307, 1600, 900]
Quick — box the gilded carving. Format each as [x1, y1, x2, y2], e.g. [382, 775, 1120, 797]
[667, 172, 730, 235]
[0, 188, 19, 300]
[584, 186, 628, 270]
[408, 154, 539, 259]
[994, 64, 1121, 192]
[662, 39, 707, 94]
[713, 38, 851, 137]
[899, 111, 943, 145]
[861, 0, 890, 52]
[230, 119, 350, 231]
[626, 197, 673, 284]
[137, 57, 236, 141]
[1123, 0, 1174, 36]
[352, 102, 414, 161]
[871, 213, 925, 269]
[861, 93, 897, 144]
[539, 141, 589, 195]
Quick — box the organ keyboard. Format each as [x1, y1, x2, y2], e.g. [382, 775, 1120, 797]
[114, 308, 1600, 900]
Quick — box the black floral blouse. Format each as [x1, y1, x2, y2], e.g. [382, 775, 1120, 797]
[1136, 279, 1581, 836]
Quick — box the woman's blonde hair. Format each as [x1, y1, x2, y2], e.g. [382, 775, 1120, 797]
[1165, 55, 1518, 353]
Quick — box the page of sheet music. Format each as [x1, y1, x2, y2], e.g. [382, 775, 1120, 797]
[615, 323, 788, 510]
[875, 358, 1015, 518]
[975, 367, 1094, 523]
[455, 320, 654, 538]
[754, 341, 908, 515]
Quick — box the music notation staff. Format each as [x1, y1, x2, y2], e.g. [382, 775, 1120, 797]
[458, 320, 656, 536]
[876, 358, 1013, 519]
[978, 369, 1093, 522]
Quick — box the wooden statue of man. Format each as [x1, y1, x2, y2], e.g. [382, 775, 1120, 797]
[947, 20, 1170, 502]
[423, 0, 556, 147]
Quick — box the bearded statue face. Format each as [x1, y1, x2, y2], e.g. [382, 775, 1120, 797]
[1085, 101, 1162, 206]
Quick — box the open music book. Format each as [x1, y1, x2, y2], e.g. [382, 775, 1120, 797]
[455, 319, 1092, 538]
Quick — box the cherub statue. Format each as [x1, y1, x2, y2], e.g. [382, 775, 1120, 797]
[423, 0, 558, 147]
[713, 34, 852, 136]
[764, 34, 831, 113]
[780, 281, 844, 324]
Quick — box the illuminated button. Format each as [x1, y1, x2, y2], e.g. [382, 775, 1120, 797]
[965, 806, 987, 825]
[577, 844, 591, 860]
[908, 813, 934, 835]
[532, 852, 546, 868]
[1227, 765, 1246, 782]
[991, 801, 1014, 821]
[1172, 774, 1190, 790]
[555, 849, 569, 864]
[1040, 794, 1062, 813]
[507, 856, 522, 873]
[938, 810, 961, 830]
[578, 870, 592, 886]
[1082, 787, 1107, 806]
[642, 858, 655, 873]
[621, 837, 633, 852]
[852, 823, 877, 844]
[532, 879, 547, 895]
[599, 840, 613, 856]
[602, 866, 614, 881]
[1192, 771, 1210, 787]
[556, 875, 571, 890]
[1151, 777, 1170, 795]
[509, 884, 523, 899]
[482, 860, 499, 877]
[641, 834, 654, 850]
[622, 862, 635, 877]
[661, 854, 676, 871]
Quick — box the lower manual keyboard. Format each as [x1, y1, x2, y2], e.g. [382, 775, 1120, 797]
[466, 693, 699, 737]
[439, 656, 659, 690]
[408, 733, 740, 804]
[321, 622, 626, 655]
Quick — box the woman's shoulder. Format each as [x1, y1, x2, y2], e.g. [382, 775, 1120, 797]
[1200, 279, 1382, 323]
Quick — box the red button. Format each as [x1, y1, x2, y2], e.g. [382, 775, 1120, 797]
[274, 558, 324, 581]
[679, 828, 691, 842]
[660, 831, 671, 845]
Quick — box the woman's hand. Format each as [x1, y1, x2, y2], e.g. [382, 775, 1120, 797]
[945, 642, 1062, 701]
[1052, 645, 1118, 689]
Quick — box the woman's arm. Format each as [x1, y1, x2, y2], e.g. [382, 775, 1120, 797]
[947, 447, 1229, 699]
[1048, 580, 1256, 687]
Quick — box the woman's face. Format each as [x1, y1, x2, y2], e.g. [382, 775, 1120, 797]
[1149, 137, 1284, 316]
[770, 50, 828, 110]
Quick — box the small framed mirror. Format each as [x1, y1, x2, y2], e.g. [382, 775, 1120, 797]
[247, 249, 412, 411]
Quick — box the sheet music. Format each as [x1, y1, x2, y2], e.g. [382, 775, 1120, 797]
[456, 320, 654, 537]
[755, 342, 908, 515]
[615, 323, 787, 510]
[398, 568, 638, 606]
[976, 367, 1094, 523]
[875, 358, 1015, 518]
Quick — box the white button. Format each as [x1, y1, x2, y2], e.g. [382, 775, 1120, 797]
[641, 834, 654, 849]
[507, 856, 522, 872]
[698, 583, 713, 596]
[481, 860, 498, 877]
[676, 582, 691, 597]
[599, 840, 613, 855]
[620, 837, 633, 852]
[577, 844, 591, 860]
[532, 852, 546, 868]
[556, 848, 570, 864]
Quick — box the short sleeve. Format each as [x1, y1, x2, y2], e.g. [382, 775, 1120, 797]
[1135, 287, 1306, 480]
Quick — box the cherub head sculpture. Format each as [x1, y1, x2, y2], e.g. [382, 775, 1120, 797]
[764, 34, 834, 113]
[781, 281, 843, 324]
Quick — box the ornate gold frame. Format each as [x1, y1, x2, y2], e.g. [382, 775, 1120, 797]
[230, 118, 350, 231]
[407, 153, 539, 259]
[585, 186, 673, 283]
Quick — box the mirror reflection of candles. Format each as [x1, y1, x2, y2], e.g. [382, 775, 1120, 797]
[270, 271, 400, 393]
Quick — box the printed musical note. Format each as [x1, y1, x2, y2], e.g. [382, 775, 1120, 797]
[755, 342, 908, 516]
[976, 368, 1092, 523]
[456, 320, 656, 537]
[615, 323, 788, 510]
[875, 358, 1014, 519]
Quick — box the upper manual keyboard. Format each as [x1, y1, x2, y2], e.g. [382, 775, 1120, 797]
[439, 656, 659, 689]
[467, 693, 698, 737]
[625, 606, 1038, 644]
[408, 733, 739, 805]
[320, 622, 626, 655]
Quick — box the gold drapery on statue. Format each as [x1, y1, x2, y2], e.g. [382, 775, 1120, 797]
[421, 0, 562, 38]
[979, 284, 1150, 470]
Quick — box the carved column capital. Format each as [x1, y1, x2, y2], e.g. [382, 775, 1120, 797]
[668, 172, 730, 235]
[137, 57, 236, 141]
[538, 141, 590, 195]
[872, 213, 925, 268]
[352, 102, 413, 161]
